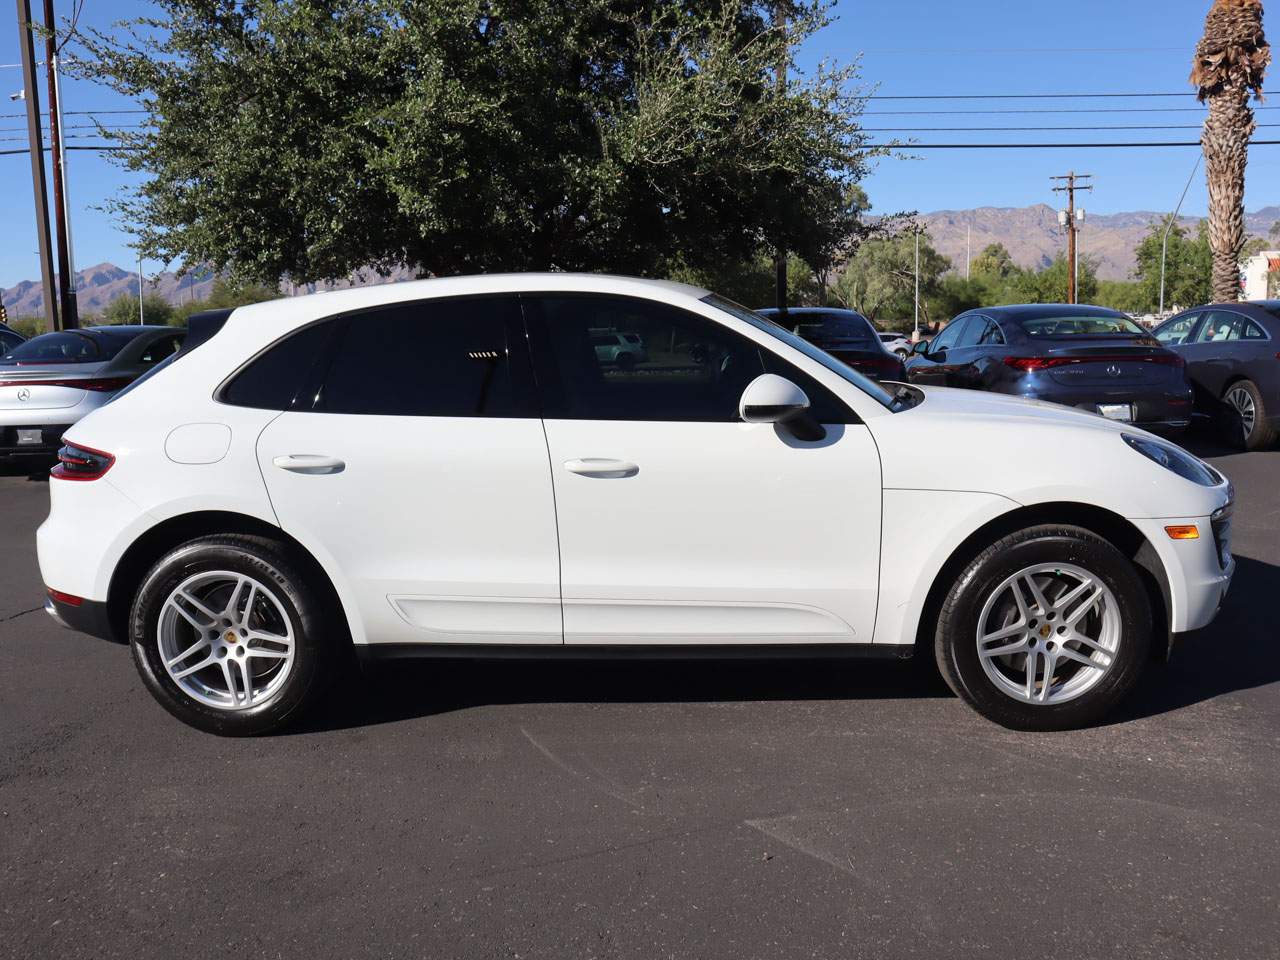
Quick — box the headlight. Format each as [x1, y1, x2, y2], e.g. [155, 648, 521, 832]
[1122, 434, 1221, 486]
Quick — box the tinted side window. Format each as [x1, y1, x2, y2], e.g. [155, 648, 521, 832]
[977, 318, 1005, 345]
[954, 316, 988, 347]
[930, 317, 971, 353]
[1243, 320, 1268, 340]
[1156, 312, 1200, 345]
[527, 295, 853, 423]
[315, 296, 527, 417]
[1195, 311, 1241, 343]
[222, 322, 336, 410]
[140, 334, 185, 364]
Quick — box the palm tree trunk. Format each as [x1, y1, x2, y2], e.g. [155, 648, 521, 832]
[1191, 0, 1270, 304]
[1202, 91, 1254, 302]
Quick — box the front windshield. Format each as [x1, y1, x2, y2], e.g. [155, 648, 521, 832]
[703, 295, 896, 409]
[1018, 314, 1147, 337]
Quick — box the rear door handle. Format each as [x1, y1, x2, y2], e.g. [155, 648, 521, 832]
[563, 458, 639, 479]
[273, 454, 346, 475]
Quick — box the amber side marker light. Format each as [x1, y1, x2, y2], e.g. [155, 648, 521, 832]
[1164, 525, 1200, 540]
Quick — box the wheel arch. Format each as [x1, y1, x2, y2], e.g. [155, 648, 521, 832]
[912, 501, 1171, 661]
[107, 510, 353, 650]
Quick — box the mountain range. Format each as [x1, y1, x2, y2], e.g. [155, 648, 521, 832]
[4, 204, 1279, 317]
[922, 204, 1279, 282]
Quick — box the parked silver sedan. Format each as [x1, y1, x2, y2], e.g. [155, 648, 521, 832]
[0, 325, 184, 459]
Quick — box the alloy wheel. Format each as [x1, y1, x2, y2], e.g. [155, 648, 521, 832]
[975, 563, 1121, 705]
[157, 570, 296, 711]
[1226, 386, 1256, 440]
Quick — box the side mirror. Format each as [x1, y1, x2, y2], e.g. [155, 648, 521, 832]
[739, 374, 825, 441]
[911, 340, 931, 356]
[740, 373, 809, 423]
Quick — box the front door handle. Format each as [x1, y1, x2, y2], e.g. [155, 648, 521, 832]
[563, 458, 639, 479]
[273, 454, 346, 475]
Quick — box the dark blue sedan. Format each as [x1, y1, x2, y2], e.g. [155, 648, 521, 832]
[1154, 300, 1280, 450]
[905, 304, 1194, 436]
[756, 307, 906, 382]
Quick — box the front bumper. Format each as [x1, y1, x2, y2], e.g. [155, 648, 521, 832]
[1131, 511, 1234, 634]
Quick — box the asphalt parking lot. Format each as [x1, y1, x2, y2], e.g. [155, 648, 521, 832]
[1, 438, 1277, 960]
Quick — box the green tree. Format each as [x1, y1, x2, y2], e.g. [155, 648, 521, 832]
[1094, 280, 1149, 315]
[970, 243, 1017, 282]
[174, 277, 282, 321]
[102, 293, 176, 327]
[1133, 218, 1212, 311]
[77, 0, 877, 286]
[832, 230, 951, 325]
[997, 254, 1098, 305]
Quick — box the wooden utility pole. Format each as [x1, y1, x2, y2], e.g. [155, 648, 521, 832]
[772, 1, 787, 315]
[43, 0, 77, 328]
[15, 0, 59, 331]
[1051, 171, 1092, 304]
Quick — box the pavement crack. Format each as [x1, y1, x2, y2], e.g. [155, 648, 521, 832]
[518, 725, 643, 809]
[2, 605, 43, 623]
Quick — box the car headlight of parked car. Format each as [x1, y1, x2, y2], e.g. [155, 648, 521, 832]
[1122, 434, 1220, 487]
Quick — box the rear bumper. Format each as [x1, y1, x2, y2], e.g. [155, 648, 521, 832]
[1009, 382, 1193, 431]
[44, 593, 119, 643]
[0, 424, 71, 456]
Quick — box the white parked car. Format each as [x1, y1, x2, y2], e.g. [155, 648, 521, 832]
[38, 275, 1234, 735]
[877, 331, 912, 358]
[0, 326, 184, 460]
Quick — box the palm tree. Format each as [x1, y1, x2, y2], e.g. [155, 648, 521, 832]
[1191, 0, 1271, 302]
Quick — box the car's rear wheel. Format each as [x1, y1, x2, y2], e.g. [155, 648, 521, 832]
[129, 535, 335, 735]
[1223, 380, 1275, 451]
[934, 525, 1150, 730]
[615, 352, 636, 371]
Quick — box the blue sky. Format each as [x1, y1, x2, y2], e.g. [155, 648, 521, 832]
[2, 0, 1277, 288]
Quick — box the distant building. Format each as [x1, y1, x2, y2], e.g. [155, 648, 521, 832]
[1242, 251, 1280, 300]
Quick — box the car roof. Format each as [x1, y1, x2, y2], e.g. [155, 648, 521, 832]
[978, 304, 1128, 319]
[755, 307, 865, 316]
[217, 273, 714, 344]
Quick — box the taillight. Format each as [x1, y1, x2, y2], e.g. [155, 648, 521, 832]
[0, 376, 132, 391]
[51, 441, 115, 481]
[1003, 354, 1183, 372]
[846, 354, 903, 377]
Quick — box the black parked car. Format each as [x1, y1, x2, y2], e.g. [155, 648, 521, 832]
[755, 307, 906, 382]
[905, 304, 1194, 436]
[1153, 300, 1279, 450]
[0, 322, 25, 354]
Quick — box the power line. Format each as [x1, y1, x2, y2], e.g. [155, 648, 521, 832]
[863, 106, 1278, 115]
[871, 140, 1280, 149]
[863, 123, 1279, 132]
[865, 90, 1277, 100]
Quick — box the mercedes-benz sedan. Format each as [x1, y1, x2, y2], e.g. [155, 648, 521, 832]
[38, 276, 1233, 735]
[906, 304, 1194, 436]
[0, 325, 185, 460]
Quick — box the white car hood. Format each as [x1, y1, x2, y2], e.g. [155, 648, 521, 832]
[904, 385, 1138, 434]
[867, 385, 1228, 520]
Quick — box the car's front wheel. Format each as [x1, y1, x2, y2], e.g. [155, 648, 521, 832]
[129, 535, 335, 735]
[934, 525, 1151, 730]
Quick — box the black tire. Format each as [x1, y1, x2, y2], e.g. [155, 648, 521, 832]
[1221, 379, 1276, 452]
[615, 352, 636, 371]
[934, 524, 1151, 730]
[129, 534, 337, 736]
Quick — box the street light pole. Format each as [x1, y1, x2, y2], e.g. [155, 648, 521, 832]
[1159, 155, 1202, 317]
[913, 227, 920, 337]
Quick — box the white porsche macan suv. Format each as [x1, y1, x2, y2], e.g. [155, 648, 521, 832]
[37, 275, 1234, 735]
